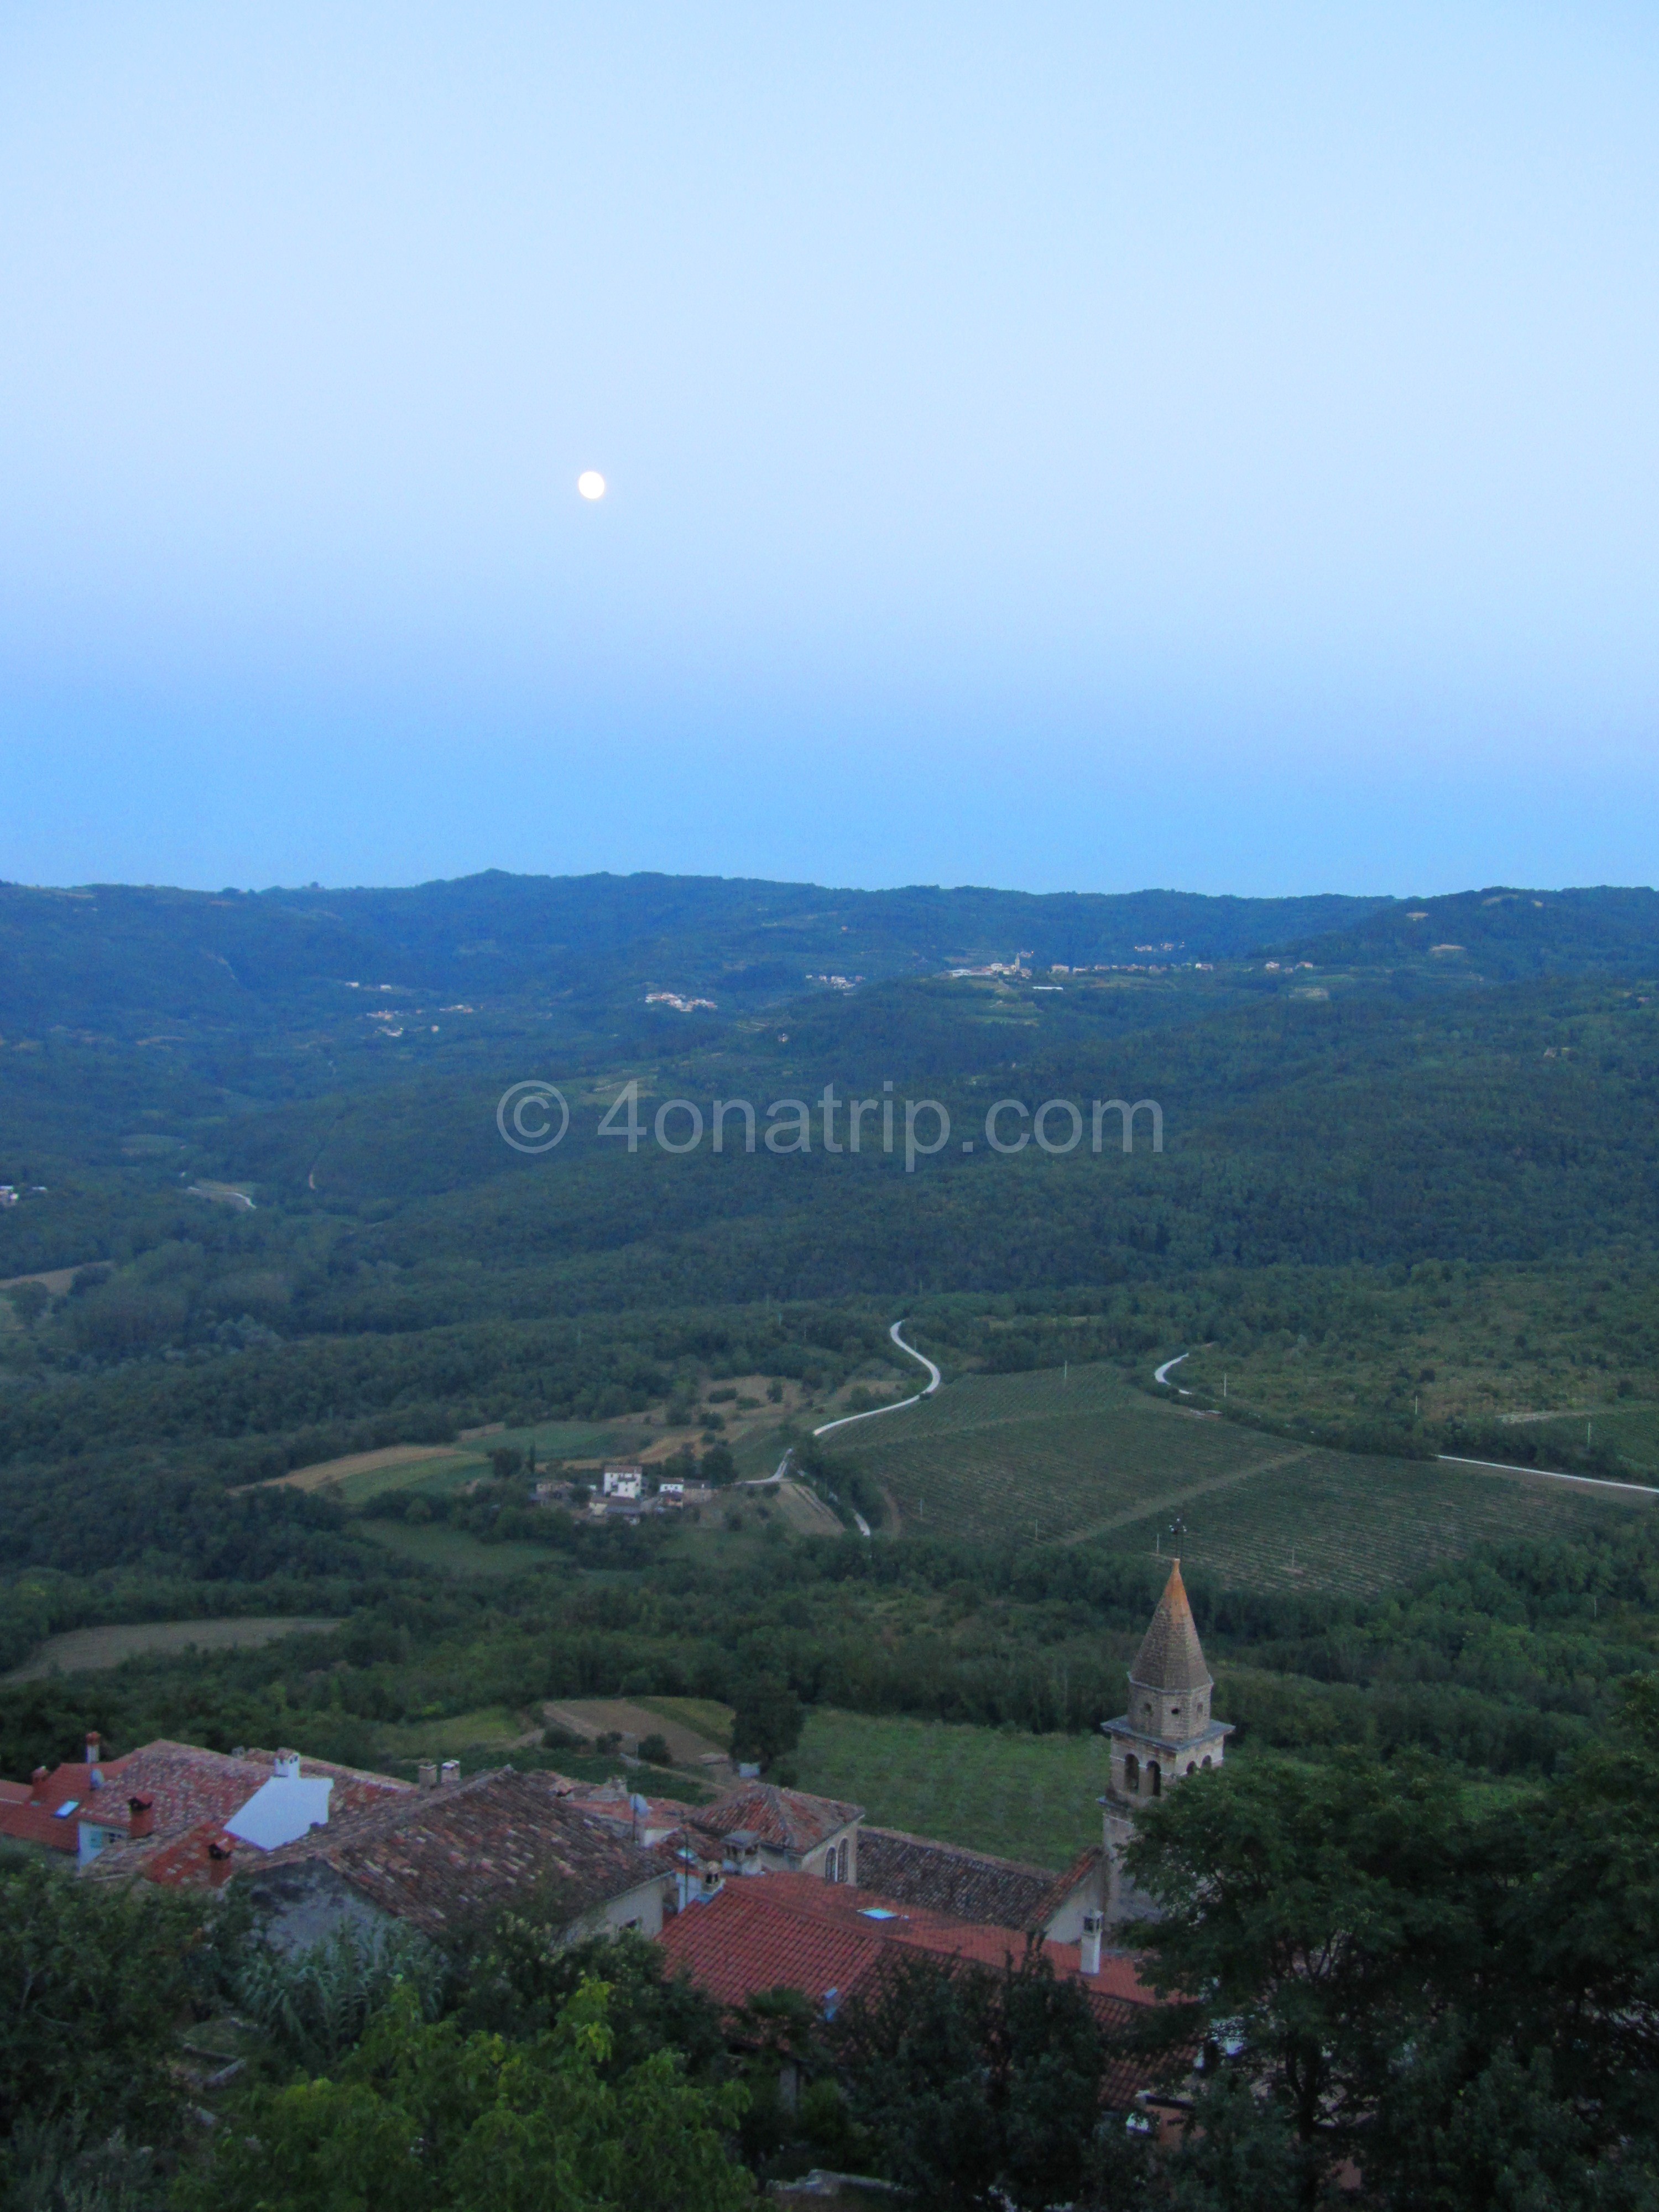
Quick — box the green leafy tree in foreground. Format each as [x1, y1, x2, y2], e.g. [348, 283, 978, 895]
[453, 1925, 727, 2082]
[1127, 1750, 1482, 2192]
[832, 1947, 1136, 2210]
[0, 1854, 203, 2151]
[1129, 1707, 1659, 2212]
[175, 1977, 754, 2212]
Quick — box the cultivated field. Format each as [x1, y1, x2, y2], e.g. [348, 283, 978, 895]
[544, 1698, 733, 1769]
[793, 1707, 1110, 1870]
[820, 1365, 1314, 1545]
[1098, 1451, 1648, 1598]
[821, 1365, 1651, 1595]
[252, 1443, 483, 1496]
[2, 1615, 341, 1684]
[1518, 1404, 1659, 1480]
[632, 1695, 735, 1747]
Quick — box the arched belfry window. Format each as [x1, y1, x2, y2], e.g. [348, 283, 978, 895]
[1149, 1761, 1162, 1798]
[1124, 1753, 1140, 1794]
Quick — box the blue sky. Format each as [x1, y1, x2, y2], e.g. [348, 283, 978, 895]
[3, 4, 1657, 895]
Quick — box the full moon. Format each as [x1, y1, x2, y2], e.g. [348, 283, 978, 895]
[576, 471, 606, 501]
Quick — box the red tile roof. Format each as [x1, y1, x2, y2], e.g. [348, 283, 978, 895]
[687, 1783, 863, 1856]
[247, 1768, 677, 1940]
[658, 1878, 889, 2008]
[656, 1874, 1191, 2110]
[855, 1829, 1103, 1932]
[657, 1872, 1161, 2016]
[0, 1741, 410, 1884]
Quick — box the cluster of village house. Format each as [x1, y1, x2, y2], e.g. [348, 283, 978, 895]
[0, 1564, 1225, 2127]
[532, 1463, 713, 1526]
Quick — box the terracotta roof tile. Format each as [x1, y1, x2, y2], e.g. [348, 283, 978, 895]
[689, 1783, 863, 1855]
[29, 1742, 411, 1886]
[855, 1829, 1102, 1932]
[656, 1873, 1193, 2108]
[248, 1769, 676, 1940]
[656, 1872, 1162, 2016]
[657, 1881, 888, 2009]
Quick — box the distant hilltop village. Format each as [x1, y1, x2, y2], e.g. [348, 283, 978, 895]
[0, 1563, 1219, 2126]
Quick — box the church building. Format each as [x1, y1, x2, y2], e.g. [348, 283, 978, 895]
[1100, 1559, 1232, 1924]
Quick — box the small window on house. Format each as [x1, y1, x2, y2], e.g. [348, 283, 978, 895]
[1124, 1753, 1140, 1793]
[838, 1838, 849, 1882]
[1201, 1755, 1213, 1769]
[824, 1852, 836, 1881]
[1185, 1762, 1195, 1776]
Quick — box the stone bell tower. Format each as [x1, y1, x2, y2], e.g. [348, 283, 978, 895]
[1100, 1559, 1231, 1924]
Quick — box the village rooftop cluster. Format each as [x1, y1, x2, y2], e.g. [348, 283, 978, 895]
[0, 1564, 1225, 2136]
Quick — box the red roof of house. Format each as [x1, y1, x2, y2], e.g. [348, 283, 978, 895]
[657, 1872, 1162, 2017]
[0, 1740, 409, 1879]
[656, 1874, 1191, 2111]
[687, 1782, 863, 1856]
[246, 1768, 677, 1938]
[658, 1877, 890, 2008]
[855, 1828, 1104, 1933]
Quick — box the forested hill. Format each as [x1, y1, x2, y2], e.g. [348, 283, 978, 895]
[1275, 883, 1659, 978]
[0, 874, 1385, 1038]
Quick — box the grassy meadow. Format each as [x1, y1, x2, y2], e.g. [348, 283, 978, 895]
[793, 1706, 1111, 1870]
[1, 1615, 342, 1684]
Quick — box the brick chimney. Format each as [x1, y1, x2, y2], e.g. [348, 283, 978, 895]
[29, 1767, 48, 1802]
[206, 1833, 236, 1887]
[128, 1796, 155, 1839]
[85, 1731, 103, 1788]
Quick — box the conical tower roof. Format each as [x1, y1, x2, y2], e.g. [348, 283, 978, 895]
[1129, 1561, 1211, 1693]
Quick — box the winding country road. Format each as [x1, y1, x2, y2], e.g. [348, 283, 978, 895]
[811, 1321, 943, 1536]
[813, 1319, 941, 1439]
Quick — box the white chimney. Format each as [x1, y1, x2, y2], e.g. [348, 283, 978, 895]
[1080, 1908, 1104, 1978]
[418, 1760, 438, 1788]
[440, 1760, 461, 1786]
[273, 1749, 301, 1780]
